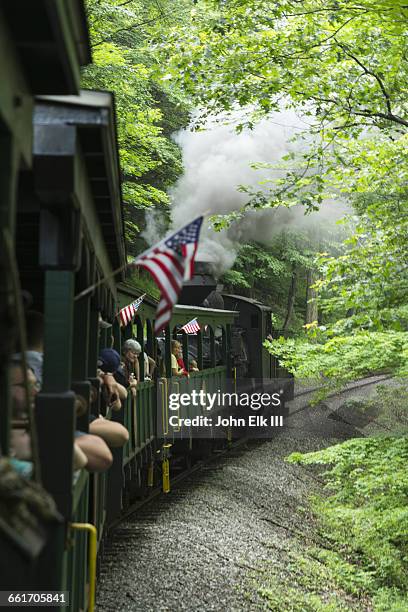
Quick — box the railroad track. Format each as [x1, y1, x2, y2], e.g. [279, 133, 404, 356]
[107, 374, 391, 532]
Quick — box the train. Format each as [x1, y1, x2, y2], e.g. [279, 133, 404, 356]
[0, 4, 292, 610]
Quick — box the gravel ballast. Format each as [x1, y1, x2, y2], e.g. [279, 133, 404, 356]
[96, 380, 384, 611]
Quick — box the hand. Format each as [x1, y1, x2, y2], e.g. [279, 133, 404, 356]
[110, 397, 122, 411]
[103, 373, 116, 400]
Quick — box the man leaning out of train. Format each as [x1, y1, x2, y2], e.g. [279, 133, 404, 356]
[94, 348, 129, 449]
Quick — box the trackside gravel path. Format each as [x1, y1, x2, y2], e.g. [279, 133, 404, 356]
[96, 379, 385, 611]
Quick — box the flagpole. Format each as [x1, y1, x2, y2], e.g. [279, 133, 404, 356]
[73, 237, 164, 301]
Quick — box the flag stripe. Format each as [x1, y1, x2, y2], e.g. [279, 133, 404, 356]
[183, 243, 198, 281]
[156, 298, 168, 317]
[148, 253, 184, 293]
[151, 247, 185, 276]
[139, 259, 179, 305]
[155, 298, 171, 332]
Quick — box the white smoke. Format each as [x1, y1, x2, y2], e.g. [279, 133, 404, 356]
[145, 109, 349, 275]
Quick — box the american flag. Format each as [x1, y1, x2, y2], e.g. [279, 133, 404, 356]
[133, 216, 203, 333]
[118, 294, 146, 327]
[181, 318, 200, 335]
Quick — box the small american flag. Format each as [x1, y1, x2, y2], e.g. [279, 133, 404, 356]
[181, 318, 200, 335]
[133, 216, 203, 333]
[119, 294, 146, 327]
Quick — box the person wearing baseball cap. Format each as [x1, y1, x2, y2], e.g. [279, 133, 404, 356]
[89, 348, 129, 448]
[97, 348, 127, 408]
[97, 348, 121, 374]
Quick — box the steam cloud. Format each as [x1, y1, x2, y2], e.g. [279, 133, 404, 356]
[146, 109, 349, 276]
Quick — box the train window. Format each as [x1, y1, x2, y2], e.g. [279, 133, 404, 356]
[251, 314, 259, 328]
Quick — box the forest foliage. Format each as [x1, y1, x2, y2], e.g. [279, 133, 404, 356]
[289, 430, 408, 610]
[157, 0, 408, 382]
[83, 0, 192, 255]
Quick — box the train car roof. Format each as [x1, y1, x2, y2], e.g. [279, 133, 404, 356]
[1, 0, 91, 94]
[222, 293, 273, 312]
[174, 304, 237, 316]
[172, 304, 237, 327]
[35, 90, 126, 277]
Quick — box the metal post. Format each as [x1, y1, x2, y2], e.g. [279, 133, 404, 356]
[209, 326, 216, 368]
[182, 332, 189, 370]
[221, 326, 227, 365]
[136, 316, 144, 381]
[165, 326, 171, 378]
[112, 317, 121, 353]
[37, 269, 76, 517]
[0, 131, 19, 456]
[88, 309, 99, 378]
[197, 330, 203, 371]
[226, 324, 232, 377]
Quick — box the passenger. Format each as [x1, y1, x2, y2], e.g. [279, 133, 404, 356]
[13, 307, 114, 473]
[10, 363, 38, 463]
[14, 310, 44, 385]
[73, 388, 114, 472]
[91, 348, 129, 448]
[176, 344, 189, 377]
[97, 348, 128, 408]
[189, 359, 199, 373]
[156, 341, 166, 378]
[9, 363, 89, 471]
[119, 339, 141, 393]
[73, 444, 88, 470]
[10, 361, 38, 418]
[171, 340, 185, 377]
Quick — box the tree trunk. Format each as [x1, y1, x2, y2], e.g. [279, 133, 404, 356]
[305, 268, 318, 325]
[283, 266, 297, 331]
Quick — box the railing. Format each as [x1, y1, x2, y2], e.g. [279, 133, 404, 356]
[66, 470, 90, 612]
[158, 366, 228, 441]
[122, 380, 155, 464]
[106, 380, 156, 523]
[91, 471, 108, 550]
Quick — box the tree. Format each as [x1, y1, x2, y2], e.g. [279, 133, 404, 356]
[163, 1, 408, 130]
[220, 231, 335, 331]
[158, 0, 408, 383]
[305, 268, 318, 325]
[160, 0, 408, 213]
[83, 0, 191, 255]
